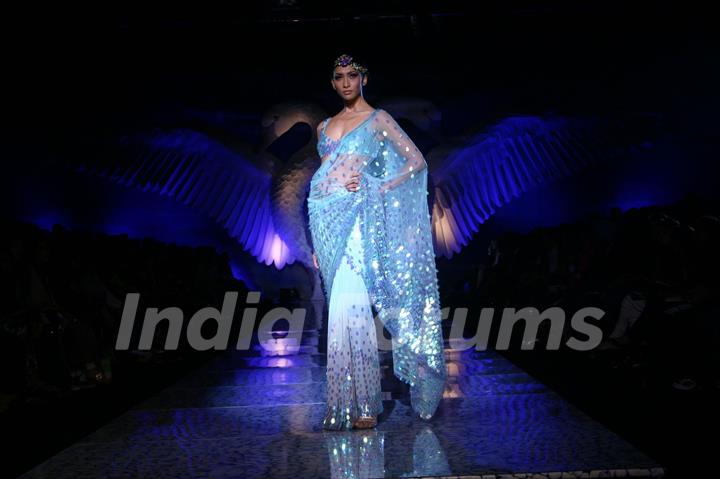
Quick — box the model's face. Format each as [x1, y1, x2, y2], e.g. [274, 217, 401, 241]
[331, 65, 366, 101]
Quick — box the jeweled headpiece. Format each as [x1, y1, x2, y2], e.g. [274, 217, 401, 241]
[333, 53, 368, 75]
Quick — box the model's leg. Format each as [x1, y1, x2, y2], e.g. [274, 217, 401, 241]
[342, 216, 383, 428]
[323, 253, 356, 430]
[322, 217, 383, 430]
[345, 232, 383, 428]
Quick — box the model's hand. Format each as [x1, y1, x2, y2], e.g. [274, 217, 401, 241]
[344, 172, 361, 192]
[312, 252, 319, 269]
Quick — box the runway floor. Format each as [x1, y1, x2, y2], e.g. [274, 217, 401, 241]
[18, 327, 665, 478]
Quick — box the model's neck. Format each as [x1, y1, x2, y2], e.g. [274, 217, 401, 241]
[342, 96, 370, 112]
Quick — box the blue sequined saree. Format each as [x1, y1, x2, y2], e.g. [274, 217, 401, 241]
[308, 108, 447, 429]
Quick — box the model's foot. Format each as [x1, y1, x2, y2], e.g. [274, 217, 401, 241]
[352, 415, 377, 429]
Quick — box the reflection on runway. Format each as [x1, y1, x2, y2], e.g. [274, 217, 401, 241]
[323, 424, 451, 479]
[18, 329, 664, 478]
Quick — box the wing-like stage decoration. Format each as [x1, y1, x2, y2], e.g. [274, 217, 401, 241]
[72, 102, 328, 269]
[261, 103, 327, 268]
[71, 94, 655, 267]
[77, 128, 293, 265]
[427, 115, 653, 258]
[271, 152, 321, 267]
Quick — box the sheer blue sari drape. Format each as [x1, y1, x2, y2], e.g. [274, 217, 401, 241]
[308, 108, 447, 421]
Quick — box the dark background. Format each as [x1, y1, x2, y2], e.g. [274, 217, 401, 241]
[2, 1, 719, 477]
[7, 1, 718, 132]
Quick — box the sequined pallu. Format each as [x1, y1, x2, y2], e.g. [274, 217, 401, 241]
[308, 109, 447, 430]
